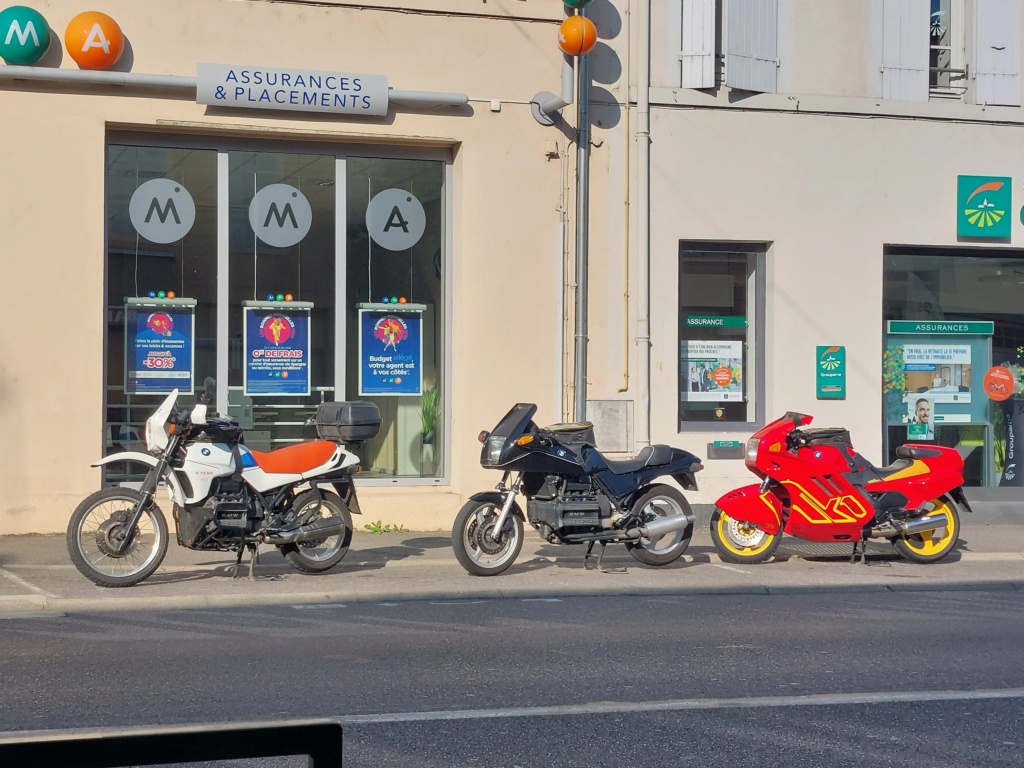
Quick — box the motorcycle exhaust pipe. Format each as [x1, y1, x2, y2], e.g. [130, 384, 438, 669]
[871, 513, 949, 539]
[265, 515, 344, 544]
[623, 512, 695, 540]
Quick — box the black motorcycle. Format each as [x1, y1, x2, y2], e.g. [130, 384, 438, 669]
[451, 403, 704, 576]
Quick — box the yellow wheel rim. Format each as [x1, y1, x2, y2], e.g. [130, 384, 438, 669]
[716, 512, 776, 556]
[901, 499, 957, 556]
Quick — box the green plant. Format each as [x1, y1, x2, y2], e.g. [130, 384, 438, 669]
[363, 519, 409, 534]
[420, 385, 440, 437]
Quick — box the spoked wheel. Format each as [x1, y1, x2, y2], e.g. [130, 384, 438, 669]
[451, 498, 524, 576]
[892, 497, 960, 564]
[66, 488, 168, 587]
[624, 484, 693, 566]
[278, 490, 353, 573]
[710, 506, 782, 564]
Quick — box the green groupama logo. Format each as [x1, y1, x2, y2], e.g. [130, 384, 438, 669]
[957, 175, 1011, 238]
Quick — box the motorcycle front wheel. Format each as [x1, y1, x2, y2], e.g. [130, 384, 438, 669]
[891, 497, 960, 563]
[710, 506, 782, 564]
[66, 488, 169, 588]
[277, 490, 353, 573]
[624, 484, 693, 566]
[451, 498, 524, 576]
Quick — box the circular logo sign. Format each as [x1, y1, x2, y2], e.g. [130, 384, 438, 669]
[0, 6, 50, 65]
[712, 366, 734, 387]
[984, 366, 1015, 402]
[146, 313, 173, 335]
[249, 184, 312, 248]
[373, 316, 409, 350]
[129, 179, 196, 244]
[65, 11, 123, 70]
[366, 188, 426, 251]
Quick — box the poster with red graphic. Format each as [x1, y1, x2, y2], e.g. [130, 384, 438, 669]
[126, 300, 195, 395]
[358, 306, 422, 396]
[243, 304, 310, 396]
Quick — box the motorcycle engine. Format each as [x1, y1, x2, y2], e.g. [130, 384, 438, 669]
[527, 475, 613, 540]
[173, 478, 263, 549]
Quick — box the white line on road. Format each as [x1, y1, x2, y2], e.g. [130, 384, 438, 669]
[335, 687, 1024, 725]
[0, 567, 58, 598]
[710, 563, 750, 574]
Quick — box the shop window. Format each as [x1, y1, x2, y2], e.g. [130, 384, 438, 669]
[678, 243, 765, 428]
[104, 138, 447, 483]
[883, 246, 1024, 489]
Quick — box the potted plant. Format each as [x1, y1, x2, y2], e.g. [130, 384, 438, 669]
[420, 386, 439, 445]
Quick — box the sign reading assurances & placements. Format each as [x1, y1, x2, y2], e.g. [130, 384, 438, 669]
[197, 64, 388, 116]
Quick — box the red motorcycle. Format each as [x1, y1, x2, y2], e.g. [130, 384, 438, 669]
[711, 412, 971, 564]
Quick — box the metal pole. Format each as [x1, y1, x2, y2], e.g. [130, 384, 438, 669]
[573, 8, 591, 424]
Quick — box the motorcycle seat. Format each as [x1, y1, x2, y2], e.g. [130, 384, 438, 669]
[248, 440, 337, 475]
[602, 444, 672, 475]
[896, 445, 945, 460]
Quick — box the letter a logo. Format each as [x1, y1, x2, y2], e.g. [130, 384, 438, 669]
[366, 188, 426, 251]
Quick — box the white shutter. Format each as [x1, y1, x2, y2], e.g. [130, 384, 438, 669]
[879, 0, 929, 102]
[681, 0, 716, 89]
[976, 0, 1021, 106]
[726, 0, 778, 93]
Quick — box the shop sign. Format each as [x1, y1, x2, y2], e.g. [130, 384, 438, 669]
[685, 315, 745, 328]
[125, 298, 196, 395]
[886, 320, 994, 335]
[0, 5, 50, 65]
[366, 188, 426, 251]
[197, 64, 388, 116]
[243, 302, 311, 396]
[816, 345, 845, 400]
[130, 179, 196, 244]
[249, 184, 312, 248]
[957, 176, 1011, 238]
[358, 304, 423, 396]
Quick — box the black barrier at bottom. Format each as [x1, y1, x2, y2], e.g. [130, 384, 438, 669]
[0, 718, 343, 768]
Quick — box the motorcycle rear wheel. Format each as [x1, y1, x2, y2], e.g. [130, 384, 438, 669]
[710, 507, 782, 564]
[624, 484, 693, 566]
[451, 498, 524, 576]
[66, 488, 168, 588]
[891, 498, 960, 563]
[277, 491, 353, 573]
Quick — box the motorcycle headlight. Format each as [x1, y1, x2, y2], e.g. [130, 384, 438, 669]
[485, 435, 504, 465]
[745, 437, 760, 463]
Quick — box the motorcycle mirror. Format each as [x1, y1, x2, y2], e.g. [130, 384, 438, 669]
[201, 376, 217, 405]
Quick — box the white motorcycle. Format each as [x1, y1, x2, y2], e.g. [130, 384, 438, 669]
[67, 380, 380, 587]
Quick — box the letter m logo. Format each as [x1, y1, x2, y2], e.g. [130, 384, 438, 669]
[145, 198, 181, 225]
[5, 20, 40, 47]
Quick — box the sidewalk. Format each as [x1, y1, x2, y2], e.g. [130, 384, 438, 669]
[0, 522, 1021, 616]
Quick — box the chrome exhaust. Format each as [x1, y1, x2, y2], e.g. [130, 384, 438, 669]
[265, 516, 344, 544]
[871, 513, 949, 539]
[623, 512, 695, 540]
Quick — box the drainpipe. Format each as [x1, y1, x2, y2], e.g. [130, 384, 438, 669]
[635, 0, 651, 449]
[573, 8, 592, 424]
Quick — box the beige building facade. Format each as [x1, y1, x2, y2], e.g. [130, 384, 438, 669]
[3, 0, 1024, 537]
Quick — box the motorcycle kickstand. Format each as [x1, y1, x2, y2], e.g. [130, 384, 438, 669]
[583, 541, 626, 574]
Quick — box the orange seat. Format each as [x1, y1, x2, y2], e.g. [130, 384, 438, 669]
[249, 441, 337, 475]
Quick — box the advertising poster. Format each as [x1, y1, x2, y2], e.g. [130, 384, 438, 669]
[358, 306, 423, 396]
[125, 301, 195, 395]
[243, 304, 311, 396]
[906, 395, 936, 441]
[901, 344, 972, 402]
[681, 340, 743, 402]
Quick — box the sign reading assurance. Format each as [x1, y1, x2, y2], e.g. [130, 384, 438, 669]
[358, 304, 423, 396]
[243, 302, 311, 396]
[125, 298, 196, 395]
[197, 64, 388, 116]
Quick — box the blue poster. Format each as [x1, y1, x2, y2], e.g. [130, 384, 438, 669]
[358, 306, 423, 396]
[125, 300, 195, 395]
[243, 303, 311, 396]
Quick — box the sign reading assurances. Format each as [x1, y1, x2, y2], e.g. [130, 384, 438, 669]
[197, 64, 388, 116]
[887, 320, 994, 335]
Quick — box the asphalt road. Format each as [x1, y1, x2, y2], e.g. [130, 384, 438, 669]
[2, 588, 1023, 766]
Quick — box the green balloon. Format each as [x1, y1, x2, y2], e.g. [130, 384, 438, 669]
[563, 0, 594, 7]
[0, 6, 50, 65]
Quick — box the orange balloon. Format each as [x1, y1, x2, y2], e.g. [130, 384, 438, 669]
[65, 11, 124, 70]
[558, 16, 598, 57]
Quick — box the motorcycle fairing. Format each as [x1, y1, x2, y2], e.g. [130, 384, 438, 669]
[715, 483, 783, 535]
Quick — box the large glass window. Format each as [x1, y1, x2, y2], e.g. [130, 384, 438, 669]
[883, 246, 1024, 488]
[104, 138, 447, 482]
[678, 243, 764, 428]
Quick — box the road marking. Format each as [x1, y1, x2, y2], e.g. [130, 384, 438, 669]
[429, 600, 491, 605]
[291, 603, 347, 610]
[0, 567, 58, 598]
[710, 563, 750, 574]
[521, 598, 563, 603]
[335, 687, 1024, 725]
